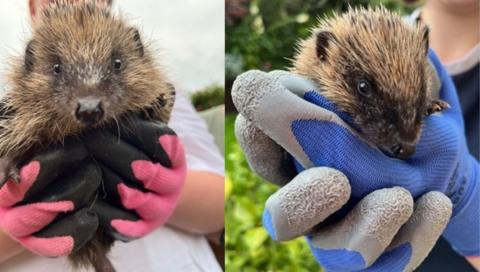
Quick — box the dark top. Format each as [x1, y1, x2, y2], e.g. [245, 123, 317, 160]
[455, 63, 479, 160]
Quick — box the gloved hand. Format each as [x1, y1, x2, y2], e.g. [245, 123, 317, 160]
[232, 50, 478, 271]
[0, 139, 101, 257]
[83, 117, 187, 241]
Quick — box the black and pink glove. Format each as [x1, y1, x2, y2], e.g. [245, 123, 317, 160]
[0, 139, 101, 257]
[84, 117, 187, 240]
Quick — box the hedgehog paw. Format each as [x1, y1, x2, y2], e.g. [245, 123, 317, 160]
[427, 100, 450, 115]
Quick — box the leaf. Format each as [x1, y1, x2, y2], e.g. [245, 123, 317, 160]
[244, 227, 269, 250]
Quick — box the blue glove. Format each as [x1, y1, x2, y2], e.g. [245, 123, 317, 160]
[232, 50, 479, 271]
[294, 50, 478, 250]
[291, 52, 471, 202]
[297, 50, 479, 266]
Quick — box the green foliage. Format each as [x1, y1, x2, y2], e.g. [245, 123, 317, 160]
[190, 84, 225, 111]
[225, 114, 322, 271]
[225, 0, 415, 81]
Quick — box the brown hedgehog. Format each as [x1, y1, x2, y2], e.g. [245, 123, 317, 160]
[0, 1, 174, 271]
[292, 6, 448, 159]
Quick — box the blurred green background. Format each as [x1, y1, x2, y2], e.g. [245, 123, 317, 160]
[225, 0, 417, 271]
[190, 84, 225, 111]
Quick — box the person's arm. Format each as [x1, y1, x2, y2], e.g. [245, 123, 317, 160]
[167, 93, 225, 239]
[0, 231, 23, 264]
[168, 171, 225, 237]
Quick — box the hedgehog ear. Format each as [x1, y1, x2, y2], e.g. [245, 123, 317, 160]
[24, 40, 35, 72]
[315, 31, 334, 61]
[421, 26, 429, 55]
[129, 27, 144, 57]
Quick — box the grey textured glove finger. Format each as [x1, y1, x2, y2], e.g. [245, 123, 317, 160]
[235, 114, 295, 186]
[263, 167, 351, 240]
[386, 192, 452, 271]
[308, 187, 414, 267]
[232, 69, 357, 185]
[232, 69, 359, 169]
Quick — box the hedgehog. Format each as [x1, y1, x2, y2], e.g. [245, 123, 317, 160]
[0, 1, 174, 271]
[292, 6, 449, 159]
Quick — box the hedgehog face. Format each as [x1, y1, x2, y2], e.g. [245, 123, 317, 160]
[337, 62, 428, 159]
[294, 7, 431, 159]
[11, 2, 167, 136]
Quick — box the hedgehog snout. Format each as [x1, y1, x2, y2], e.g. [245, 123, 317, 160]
[387, 142, 416, 160]
[75, 97, 105, 126]
[380, 141, 416, 160]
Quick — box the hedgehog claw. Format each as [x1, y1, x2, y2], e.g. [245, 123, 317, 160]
[427, 100, 450, 115]
[10, 169, 20, 184]
[0, 157, 19, 188]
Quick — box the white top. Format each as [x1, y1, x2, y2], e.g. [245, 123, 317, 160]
[442, 44, 480, 76]
[0, 92, 224, 272]
[170, 94, 225, 176]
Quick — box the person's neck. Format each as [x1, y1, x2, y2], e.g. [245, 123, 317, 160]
[421, 2, 479, 64]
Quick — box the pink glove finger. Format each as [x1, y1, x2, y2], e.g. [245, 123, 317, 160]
[117, 183, 179, 221]
[158, 135, 186, 168]
[110, 218, 157, 239]
[0, 161, 40, 207]
[0, 201, 74, 237]
[17, 235, 74, 257]
[131, 160, 186, 195]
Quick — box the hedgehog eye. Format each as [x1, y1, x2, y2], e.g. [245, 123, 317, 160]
[357, 79, 373, 97]
[53, 64, 62, 75]
[113, 59, 122, 72]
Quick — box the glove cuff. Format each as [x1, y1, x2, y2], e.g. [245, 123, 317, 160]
[443, 156, 479, 256]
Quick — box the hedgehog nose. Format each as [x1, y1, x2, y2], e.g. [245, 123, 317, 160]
[75, 98, 104, 126]
[391, 143, 416, 159]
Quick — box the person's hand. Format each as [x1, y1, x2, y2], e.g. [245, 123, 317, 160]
[0, 139, 101, 257]
[83, 117, 187, 241]
[232, 50, 478, 270]
[264, 168, 452, 272]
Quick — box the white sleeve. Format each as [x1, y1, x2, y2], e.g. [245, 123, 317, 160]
[169, 92, 224, 176]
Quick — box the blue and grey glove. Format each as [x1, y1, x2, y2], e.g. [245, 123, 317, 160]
[232, 50, 478, 271]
